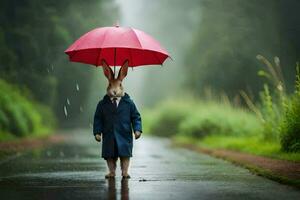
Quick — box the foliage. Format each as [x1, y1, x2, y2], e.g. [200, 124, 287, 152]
[146, 98, 262, 138]
[178, 102, 261, 138]
[241, 56, 284, 140]
[145, 56, 300, 156]
[240, 56, 300, 152]
[0, 79, 55, 139]
[254, 56, 300, 152]
[148, 99, 194, 137]
[0, 0, 117, 127]
[280, 64, 300, 152]
[140, 109, 157, 135]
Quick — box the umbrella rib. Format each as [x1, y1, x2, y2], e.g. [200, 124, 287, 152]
[96, 28, 108, 66]
[131, 29, 143, 49]
[129, 48, 134, 67]
[96, 48, 102, 67]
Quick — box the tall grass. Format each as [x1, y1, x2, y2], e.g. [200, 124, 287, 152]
[146, 97, 262, 139]
[280, 64, 300, 152]
[178, 102, 261, 138]
[241, 56, 300, 152]
[147, 99, 195, 137]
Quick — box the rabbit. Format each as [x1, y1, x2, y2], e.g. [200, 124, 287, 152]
[93, 59, 142, 179]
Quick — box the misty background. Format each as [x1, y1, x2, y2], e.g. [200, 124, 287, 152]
[1, 0, 299, 130]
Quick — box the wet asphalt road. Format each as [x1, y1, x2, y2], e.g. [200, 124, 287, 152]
[0, 129, 299, 200]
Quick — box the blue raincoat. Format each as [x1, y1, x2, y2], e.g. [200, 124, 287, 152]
[93, 93, 142, 159]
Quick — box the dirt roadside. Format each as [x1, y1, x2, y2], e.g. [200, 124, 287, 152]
[178, 143, 300, 188]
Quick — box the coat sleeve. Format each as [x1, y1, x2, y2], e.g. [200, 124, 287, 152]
[130, 101, 142, 133]
[93, 101, 103, 135]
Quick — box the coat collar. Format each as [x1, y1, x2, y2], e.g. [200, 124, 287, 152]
[102, 93, 131, 104]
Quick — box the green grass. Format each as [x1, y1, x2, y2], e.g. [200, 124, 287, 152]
[174, 135, 300, 162]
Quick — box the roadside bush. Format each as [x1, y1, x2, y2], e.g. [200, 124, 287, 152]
[146, 98, 262, 139]
[141, 109, 157, 135]
[0, 81, 33, 136]
[35, 104, 57, 129]
[258, 84, 282, 141]
[145, 56, 300, 156]
[242, 56, 300, 152]
[253, 55, 286, 141]
[280, 65, 300, 152]
[149, 99, 194, 136]
[0, 79, 55, 139]
[178, 103, 261, 138]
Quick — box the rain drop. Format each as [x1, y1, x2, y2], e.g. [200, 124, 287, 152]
[51, 64, 54, 71]
[274, 56, 280, 66]
[64, 106, 68, 118]
[76, 83, 80, 91]
[60, 151, 64, 157]
[66, 98, 70, 105]
[80, 106, 83, 112]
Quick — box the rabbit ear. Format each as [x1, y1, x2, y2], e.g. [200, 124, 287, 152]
[117, 60, 129, 81]
[102, 60, 114, 80]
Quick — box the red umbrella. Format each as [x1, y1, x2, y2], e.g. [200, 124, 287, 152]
[64, 25, 170, 69]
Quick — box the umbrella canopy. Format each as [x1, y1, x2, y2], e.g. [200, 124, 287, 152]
[64, 26, 170, 67]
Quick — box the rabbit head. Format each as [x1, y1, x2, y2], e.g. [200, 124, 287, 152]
[101, 59, 129, 97]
